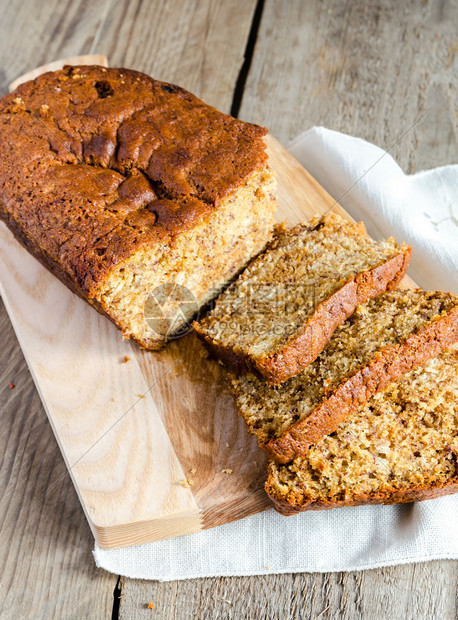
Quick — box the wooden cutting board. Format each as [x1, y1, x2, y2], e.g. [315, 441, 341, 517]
[1, 58, 416, 549]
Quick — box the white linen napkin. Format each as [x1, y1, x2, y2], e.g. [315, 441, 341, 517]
[94, 127, 458, 580]
[288, 127, 458, 294]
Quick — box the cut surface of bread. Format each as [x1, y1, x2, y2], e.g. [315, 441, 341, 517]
[193, 214, 411, 384]
[266, 350, 458, 514]
[0, 65, 276, 349]
[231, 289, 458, 463]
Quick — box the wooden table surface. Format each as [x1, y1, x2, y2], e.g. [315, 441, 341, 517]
[0, 1, 456, 618]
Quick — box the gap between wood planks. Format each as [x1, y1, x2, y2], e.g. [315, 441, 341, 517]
[230, 0, 265, 118]
[111, 3, 265, 617]
[112, 575, 122, 620]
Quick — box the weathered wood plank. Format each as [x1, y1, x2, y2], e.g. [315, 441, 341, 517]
[239, 0, 457, 172]
[2, 0, 258, 113]
[0, 0, 111, 96]
[94, 0, 259, 113]
[118, 561, 457, 619]
[0, 299, 115, 619]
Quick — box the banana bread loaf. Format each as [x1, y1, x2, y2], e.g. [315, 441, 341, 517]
[0, 65, 276, 349]
[193, 214, 411, 385]
[266, 349, 458, 514]
[231, 290, 458, 463]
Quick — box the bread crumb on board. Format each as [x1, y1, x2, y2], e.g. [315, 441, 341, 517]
[178, 478, 194, 488]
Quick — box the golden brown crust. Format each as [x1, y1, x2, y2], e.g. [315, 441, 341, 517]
[266, 477, 458, 515]
[265, 306, 458, 463]
[0, 65, 268, 301]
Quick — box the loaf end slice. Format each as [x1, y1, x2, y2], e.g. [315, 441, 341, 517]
[231, 290, 458, 463]
[0, 66, 277, 349]
[194, 214, 411, 384]
[266, 350, 458, 514]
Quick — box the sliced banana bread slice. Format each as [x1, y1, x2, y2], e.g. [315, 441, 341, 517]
[193, 213, 411, 385]
[265, 350, 458, 514]
[231, 290, 458, 463]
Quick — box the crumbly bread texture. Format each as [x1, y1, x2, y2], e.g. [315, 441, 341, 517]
[0, 65, 276, 349]
[193, 214, 411, 384]
[266, 350, 458, 514]
[231, 289, 458, 463]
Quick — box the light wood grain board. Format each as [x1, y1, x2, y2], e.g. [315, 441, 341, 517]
[1, 60, 416, 551]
